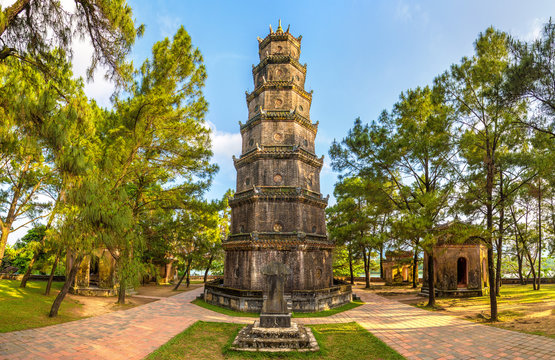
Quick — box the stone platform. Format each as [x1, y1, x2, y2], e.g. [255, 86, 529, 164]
[203, 279, 352, 312]
[230, 321, 319, 352]
[70, 286, 117, 297]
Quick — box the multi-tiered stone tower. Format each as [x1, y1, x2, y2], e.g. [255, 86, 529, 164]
[204, 22, 351, 312]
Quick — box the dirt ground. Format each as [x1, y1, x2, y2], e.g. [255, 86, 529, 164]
[354, 282, 555, 338]
[65, 283, 202, 318]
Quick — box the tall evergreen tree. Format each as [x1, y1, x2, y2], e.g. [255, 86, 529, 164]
[436, 27, 527, 321]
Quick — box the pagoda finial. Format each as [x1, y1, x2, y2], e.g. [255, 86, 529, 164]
[277, 19, 283, 33]
[269, 24, 274, 34]
[286, 24, 290, 34]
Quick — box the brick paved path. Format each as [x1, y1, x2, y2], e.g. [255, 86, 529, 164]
[1, 287, 554, 359]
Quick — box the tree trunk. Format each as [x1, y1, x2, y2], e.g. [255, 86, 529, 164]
[537, 179, 542, 290]
[186, 259, 192, 288]
[514, 234, 524, 285]
[527, 249, 538, 290]
[20, 252, 39, 288]
[362, 247, 370, 288]
[0, 227, 10, 267]
[49, 254, 82, 317]
[203, 255, 214, 283]
[495, 170, 504, 296]
[486, 160, 498, 321]
[512, 206, 537, 290]
[426, 251, 435, 307]
[173, 269, 187, 290]
[379, 245, 384, 279]
[118, 278, 126, 304]
[45, 251, 60, 296]
[348, 246, 354, 284]
[0, 157, 31, 268]
[412, 243, 418, 288]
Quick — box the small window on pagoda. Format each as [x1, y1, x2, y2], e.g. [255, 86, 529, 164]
[298, 105, 304, 112]
[277, 45, 283, 53]
[249, 138, 254, 147]
[245, 177, 250, 186]
[239, 225, 245, 232]
[235, 267, 240, 278]
[273, 222, 283, 232]
[295, 75, 300, 82]
[254, 105, 260, 112]
[312, 226, 317, 233]
[304, 139, 308, 147]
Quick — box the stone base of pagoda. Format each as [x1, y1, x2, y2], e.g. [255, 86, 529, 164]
[203, 279, 352, 313]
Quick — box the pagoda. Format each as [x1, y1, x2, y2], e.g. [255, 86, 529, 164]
[204, 21, 351, 312]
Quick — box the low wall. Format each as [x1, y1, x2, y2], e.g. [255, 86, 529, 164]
[70, 287, 117, 297]
[203, 279, 352, 313]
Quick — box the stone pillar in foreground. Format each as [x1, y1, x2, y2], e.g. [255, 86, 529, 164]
[260, 262, 291, 328]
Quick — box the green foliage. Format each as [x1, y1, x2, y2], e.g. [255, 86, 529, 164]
[327, 176, 386, 284]
[1, 245, 32, 273]
[332, 245, 364, 277]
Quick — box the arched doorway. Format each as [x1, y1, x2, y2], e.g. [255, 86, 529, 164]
[89, 255, 100, 287]
[457, 257, 467, 288]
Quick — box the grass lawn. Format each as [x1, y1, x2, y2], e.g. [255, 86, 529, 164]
[146, 321, 404, 360]
[191, 299, 364, 318]
[410, 284, 555, 338]
[0, 280, 83, 333]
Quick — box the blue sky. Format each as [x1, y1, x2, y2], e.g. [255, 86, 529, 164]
[85, 0, 555, 204]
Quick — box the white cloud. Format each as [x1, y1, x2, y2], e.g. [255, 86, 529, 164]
[522, 17, 545, 42]
[211, 129, 242, 164]
[395, 0, 429, 24]
[157, 14, 182, 39]
[207, 120, 241, 181]
[71, 39, 115, 108]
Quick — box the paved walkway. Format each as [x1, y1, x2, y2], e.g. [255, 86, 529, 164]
[1, 287, 554, 360]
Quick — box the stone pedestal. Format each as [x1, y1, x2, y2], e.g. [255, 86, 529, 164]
[231, 321, 319, 352]
[260, 313, 291, 328]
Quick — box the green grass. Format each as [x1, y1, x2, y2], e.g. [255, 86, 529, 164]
[191, 299, 364, 318]
[0, 280, 83, 332]
[292, 301, 364, 318]
[416, 284, 555, 309]
[192, 299, 258, 318]
[146, 321, 405, 360]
